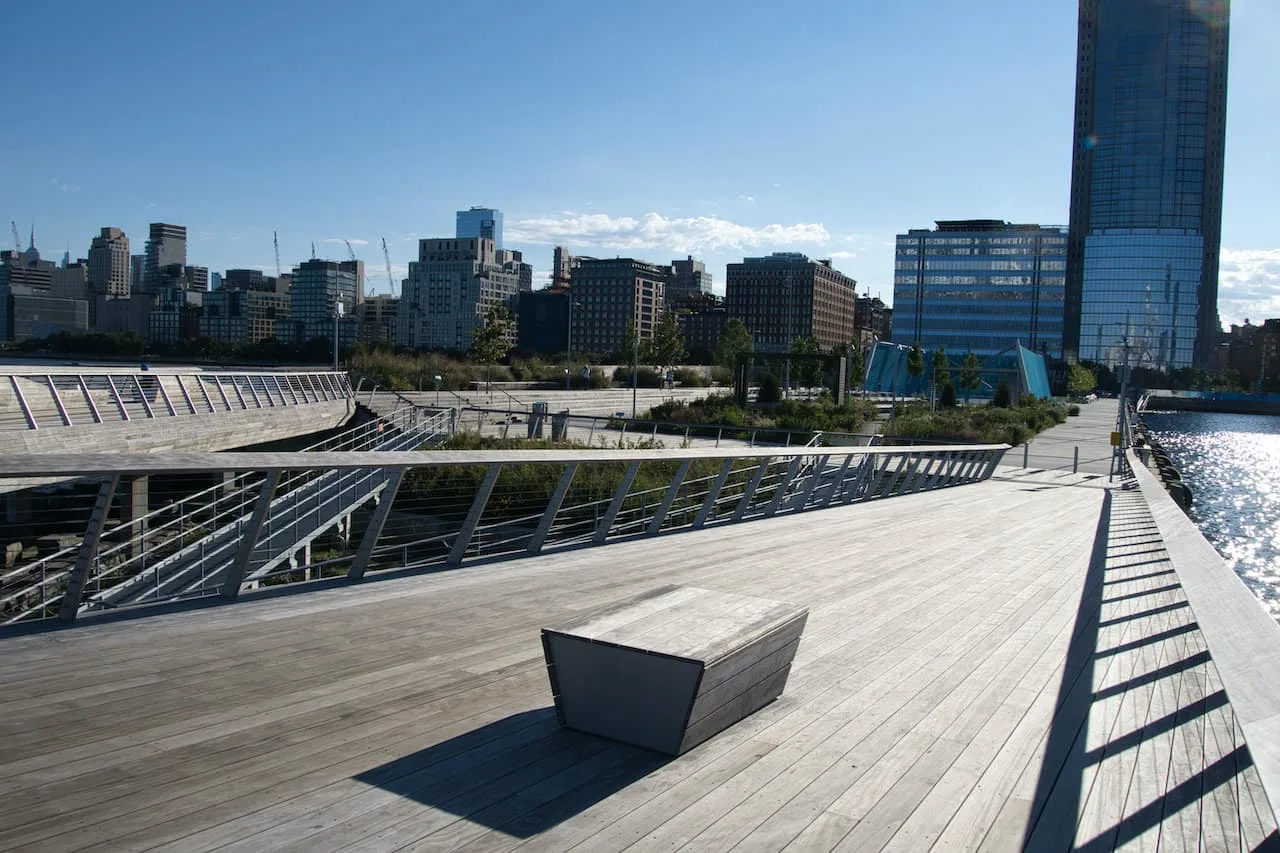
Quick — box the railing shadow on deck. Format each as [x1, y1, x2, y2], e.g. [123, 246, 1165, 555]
[353, 708, 667, 838]
[1020, 483, 1280, 851]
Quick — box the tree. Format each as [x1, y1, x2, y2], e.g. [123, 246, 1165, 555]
[1067, 363, 1097, 397]
[959, 350, 982, 404]
[646, 313, 687, 377]
[940, 381, 958, 408]
[470, 305, 513, 395]
[931, 348, 950, 410]
[714, 318, 753, 369]
[906, 343, 925, 394]
[993, 379, 1013, 408]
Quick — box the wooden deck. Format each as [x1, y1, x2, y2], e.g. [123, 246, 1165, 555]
[0, 474, 1275, 851]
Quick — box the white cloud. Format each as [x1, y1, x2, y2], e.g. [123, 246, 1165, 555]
[827, 250, 857, 259]
[507, 211, 830, 255]
[321, 237, 370, 246]
[1218, 247, 1280, 328]
[52, 179, 79, 193]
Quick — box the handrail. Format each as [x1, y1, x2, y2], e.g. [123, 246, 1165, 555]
[1127, 449, 1280, 829]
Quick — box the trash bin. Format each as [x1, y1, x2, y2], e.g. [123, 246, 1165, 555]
[551, 410, 570, 442]
[528, 402, 548, 438]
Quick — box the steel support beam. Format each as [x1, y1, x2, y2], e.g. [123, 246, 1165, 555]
[790, 454, 829, 512]
[129, 375, 155, 418]
[154, 377, 178, 416]
[105, 375, 129, 420]
[448, 464, 501, 566]
[733, 458, 773, 522]
[347, 469, 405, 580]
[57, 475, 119, 621]
[528, 463, 578, 555]
[77, 374, 103, 423]
[594, 461, 641, 544]
[210, 376, 232, 411]
[843, 455, 877, 503]
[647, 459, 691, 535]
[693, 458, 735, 529]
[221, 471, 280, 599]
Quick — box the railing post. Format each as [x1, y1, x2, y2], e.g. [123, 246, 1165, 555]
[8, 376, 38, 429]
[1022, 442, 1030, 468]
[448, 464, 501, 566]
[105, 375, 129, 420]
[1073, 446, 1079, 474]
[57, 475, 119, 621]
[77, 374, 102, 423]
[45, 375, 72, 426]
[843, 454, 877, 503]
[347, 469, 405, 580]
[528, 463, 578, 554]
[693, 459, 735, 529]
[593, 461, 642, 544]
[790, 454, 829, 511]
[129, 375, 155, 418]
[977, 450, 1003, 480]
[897, 455, 926, 493]
[822, 455, 855, 507]
[154, 377, 178, 416]
[733, 457, 773, 521]
[222, 471, 280, 599]
[211, 376, 233, 411]
[765, 456, 803, 516]
[864, 454, 905, 501]
[647, 459, 692, 535]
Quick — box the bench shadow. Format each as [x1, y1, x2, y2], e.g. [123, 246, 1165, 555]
[353, 707, 667, 838]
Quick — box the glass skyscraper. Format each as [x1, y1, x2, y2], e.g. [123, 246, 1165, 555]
[892, 221, 1067, 360]
[455, 207, 503, 250]
[1066, 0, 1230, 369]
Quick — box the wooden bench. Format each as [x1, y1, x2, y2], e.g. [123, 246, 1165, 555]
[541, 585, 808, 756]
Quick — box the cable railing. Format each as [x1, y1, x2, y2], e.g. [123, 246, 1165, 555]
[0, 369, 354, 432]
[0, 438, 1009, 624]
[0, 396, 451, 623]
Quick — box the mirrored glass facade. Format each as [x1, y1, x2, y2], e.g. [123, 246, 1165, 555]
[892, 221, 1066, 360]
[1066, 0, 1229, 368]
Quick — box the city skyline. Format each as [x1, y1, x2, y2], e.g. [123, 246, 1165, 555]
[2, 1, 1277, 328]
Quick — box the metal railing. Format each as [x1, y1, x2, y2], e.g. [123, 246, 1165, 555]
[0, 398, 451, 623]
[0, 369, 354, 432]
[0, 439, 1009, 624]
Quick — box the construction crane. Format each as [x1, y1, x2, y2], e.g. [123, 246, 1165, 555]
[343, 239, 357, 262]
[10, 221, 21, 252]
[382, 237, 396, 297]
[273, 231, 282, 277]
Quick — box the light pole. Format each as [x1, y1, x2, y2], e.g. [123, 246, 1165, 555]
[332, 301, 345, 370]
[632, 318, 640, 419]
[434, 374, 442, 406]
[566, 297, 580, 390]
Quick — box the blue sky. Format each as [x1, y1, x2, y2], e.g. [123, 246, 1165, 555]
[3, 0, 1277, 326]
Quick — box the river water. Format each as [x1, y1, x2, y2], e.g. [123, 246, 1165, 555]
[1142, 411, 1280, 618]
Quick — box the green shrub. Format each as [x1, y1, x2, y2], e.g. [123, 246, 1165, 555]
[612, 366, 663, 388]
[1068, 404, 1081, 416]
[993, 380, 1013, 408]
[709, 366, 734, 386]
[673, 367, 709, 387]
[757, 373, 782, 404]
[939, 382, 958, 408]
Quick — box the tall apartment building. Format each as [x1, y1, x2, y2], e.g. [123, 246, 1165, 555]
[725, 253, 856, 354]
[358, 294, 398, 344]
[87, 227, 130, 298]
[569, 258, 668, 356]
[339, 259, 365, 306]
[222, 268, 279, 292]
[289, 259, 359, 347]
[1066, 0, 1230, 369]
[142, 223, 187, 293]
[184, 265, 209, 292]
[130, 255, 144, 292]
[397, 237, 520, 351]
[552, 246, 579, 287]
[455, 207, 503, 249]
[668, 256, 713, 306]
[892, 221, 1067, 359]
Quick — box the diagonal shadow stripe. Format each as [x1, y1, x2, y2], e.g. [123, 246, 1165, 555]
[1097, 600, 1189, 629]
[1101, 583, 1183, 605]
[1092, 650, 1212, 703]
[1102, 568, 1176, 586]
[1094, 621, 1200, 659]
[1082, 690, 1228, 766]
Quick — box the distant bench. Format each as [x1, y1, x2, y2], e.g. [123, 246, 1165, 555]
[541, 585, 808, 756]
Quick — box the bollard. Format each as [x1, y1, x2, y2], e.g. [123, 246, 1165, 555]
[1073, 446, 1079, 474]
[1023, 442, 1029, 468]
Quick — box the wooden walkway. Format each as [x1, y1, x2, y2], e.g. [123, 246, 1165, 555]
[0, 475, 1275, 851]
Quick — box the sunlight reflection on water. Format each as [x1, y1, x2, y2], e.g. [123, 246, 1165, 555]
[1144, 412, 1280, 619]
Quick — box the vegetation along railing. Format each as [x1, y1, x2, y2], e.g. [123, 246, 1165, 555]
[0, 439, 1009, 624]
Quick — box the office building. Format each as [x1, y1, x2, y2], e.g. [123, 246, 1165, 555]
[210, 272, 222, 291]
[517, 287, 570, 354]
[185, 265, 209, 292]
[668, 256, 713, 306]
[0, 247, 88, 341]
[130, 255, 144, 292]
[855, 294, 892, 342]
[289, 259, 359, 347]
[149, 287, 203, 344]
[725, 253, 856, 354]
[142, 223, 187, 293]
[892, 221, 1067, 360]
[51, 261, 89, 302]
[569, 258, 668, 356]
[675, 293, 727, 362]
[1066, 0, 1230, 369]
[398, 237, 520, 351]
[201, 288, 290, 345]
[87, 227, 130, 299]
[0, 248, 54, 293]
[222, 268, 279, 293]
[339, 259, 365, 306]
[358, 294, 398, 344]
[455, 207, 503, 249]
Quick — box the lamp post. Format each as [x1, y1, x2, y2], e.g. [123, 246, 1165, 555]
[632, 318, 640, 419]
[332, 301, 345, 370]
[566, 297, 579, 390]
[434, 374, 442, 406]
